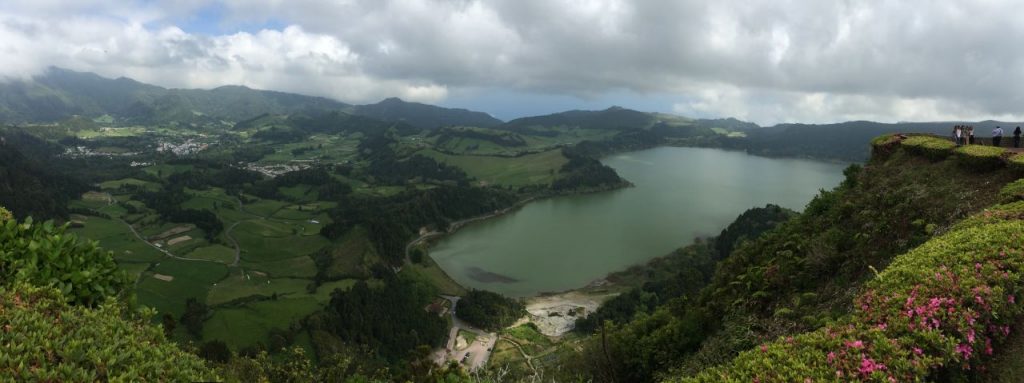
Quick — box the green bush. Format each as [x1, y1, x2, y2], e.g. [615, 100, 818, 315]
[901, 136, 956, 161]
[0, 283, 217, 381]
[999, 179, 1024, 203]
[679, 211, 1024, 382]
[870, 134, 901, 158]
[955, 145, 1007, 171]
[0, 217, 128, 305]
[0, 207, 11, 221]
[1008, 154, 1024, 173]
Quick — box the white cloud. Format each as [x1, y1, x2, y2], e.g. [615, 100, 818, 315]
[4, 0, 1024, 124]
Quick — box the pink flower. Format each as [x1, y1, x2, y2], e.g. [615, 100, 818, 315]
[913, 347, 923, 356]
[985, 338, 994, 355]
[847, 340, 864, 349]
[859, 357, 886, 376]
[877, 323, 887, 330]
[955, 343, 973, 359]
[1009, 295, 1016, 304]
[827, 351, 836, 364]
[760, 344, 768, 353]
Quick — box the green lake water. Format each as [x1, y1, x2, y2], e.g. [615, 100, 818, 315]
[430, 147, 849, 297]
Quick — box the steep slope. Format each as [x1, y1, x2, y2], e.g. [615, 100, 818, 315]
[351, 97, 502, 129]
[679, 136, 1024, 382]
[0, 129, 86, 220]
[562, 135, 1024, 382]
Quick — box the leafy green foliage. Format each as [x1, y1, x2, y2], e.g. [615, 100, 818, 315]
[0, 130, 88, 220]
[0, 217, 127, 305]
[955, 144, 1007, 170]
[0, 283, 216, 381]
[999, 179, 1024, 203]
[680, 217, 1024, 382]
[901, 135, 956, 160]
[457, 290, 526, 331]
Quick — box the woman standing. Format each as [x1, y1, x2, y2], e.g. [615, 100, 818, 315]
[968, 126, 975, 145]
[1014, 126, 1021, 148]
[954, 125, 963, 146]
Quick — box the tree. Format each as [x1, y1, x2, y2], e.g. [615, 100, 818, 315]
[180, 297, 210, 338]
[162, 313, 177, 338]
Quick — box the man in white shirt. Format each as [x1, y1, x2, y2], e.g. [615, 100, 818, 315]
[993, 126, 1004, 147]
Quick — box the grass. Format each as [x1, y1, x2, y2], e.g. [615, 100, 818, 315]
[206, 272, 311, 306]
[503, 324, 553, 355]
[69, 216, 164, 263]
[312, 279, 358, 303]
[324, 228, 378, 279]
[419, 148, 568, 186]
[99, 178, 161, 192]
[201, 297, 322, 350]
[240, 256, 318, 279]
[400, 254, 467, 296]
[185, 244, 235, 264]
[243, 199, 290, 218]
[233, 220, 329, 263]
[135, 259, 228, 318]
[459, 329, 478, 345]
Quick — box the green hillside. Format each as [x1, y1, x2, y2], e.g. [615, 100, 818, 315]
[552, 135, 1024, 382]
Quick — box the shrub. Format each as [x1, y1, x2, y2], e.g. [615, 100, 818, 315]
[679, 211, 1024, 382]
[901, 136, 956, 161]
[1008, 154, 1024, 173]
[870, 134, 901, 158]
[0, 283, 217, 381]
[954, 145, 1007, 171]
[0, 217, 128, 305]
[999, 179, 1024, 203]
[0, 207, 11, 221]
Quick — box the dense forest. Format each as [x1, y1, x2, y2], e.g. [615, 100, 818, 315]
[456, 290, 526, 332]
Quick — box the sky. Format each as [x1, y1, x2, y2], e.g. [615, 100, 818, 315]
[2, 1, 1024, 126]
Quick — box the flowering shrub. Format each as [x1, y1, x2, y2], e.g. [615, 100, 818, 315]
[900, 136, 956, 161]
[679, 211, 1024, 382]
[955, 145, 1008, 171]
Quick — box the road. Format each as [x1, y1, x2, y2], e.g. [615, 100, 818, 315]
[433, 295, 497, 371]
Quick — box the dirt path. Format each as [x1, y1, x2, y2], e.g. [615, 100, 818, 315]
[225, 221, 241, 266]
[500, 337, 537, 373]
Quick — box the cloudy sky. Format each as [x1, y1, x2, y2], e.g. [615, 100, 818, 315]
[2, 0, 1023, 125]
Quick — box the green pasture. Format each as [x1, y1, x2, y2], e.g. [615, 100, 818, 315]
[420, 148, 568, 186]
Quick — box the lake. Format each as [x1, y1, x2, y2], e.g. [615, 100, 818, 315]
[430, 147, 849, 297]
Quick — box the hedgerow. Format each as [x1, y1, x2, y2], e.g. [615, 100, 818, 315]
[955, 145, 1007, 171]
[0, 283, 217, 381]
[900, 136, 956, 161]
[679, 212, 1024, 382]
[999, 179, 1024, 203]
[0, 217, 128, 305]
[1008, 154, 1024, 173]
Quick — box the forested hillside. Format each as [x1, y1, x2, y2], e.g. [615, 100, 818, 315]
[555, 135, 1024, 382]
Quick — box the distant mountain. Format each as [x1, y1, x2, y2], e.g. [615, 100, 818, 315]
[501, 106, 667, 131]
[707, 120, 1024, 162]
[350, 97, 502, 129]
[0, 68, 350, 124]
[0, 69, 504, 128]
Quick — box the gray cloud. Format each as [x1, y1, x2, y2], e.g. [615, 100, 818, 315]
[2, 0, 1024, 125]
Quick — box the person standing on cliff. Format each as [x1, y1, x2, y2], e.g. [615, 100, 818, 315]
[1014, 126, 1022, 148]
[968, 126, 976, 145]
[953, 125, 963, 146]
[993, 126, 1004, 147]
